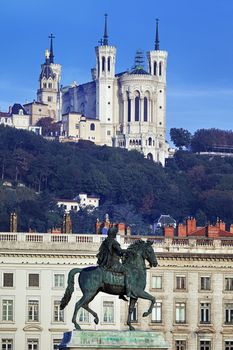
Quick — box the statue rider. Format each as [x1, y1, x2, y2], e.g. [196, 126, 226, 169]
[96, 225, 131, 298]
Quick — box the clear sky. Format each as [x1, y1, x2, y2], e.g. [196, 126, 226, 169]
[0, 0, 233, 136]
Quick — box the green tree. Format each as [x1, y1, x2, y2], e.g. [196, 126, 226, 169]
[170, 128, 192, 149]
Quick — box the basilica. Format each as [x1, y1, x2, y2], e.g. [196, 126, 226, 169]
[61, 16, 169, 165]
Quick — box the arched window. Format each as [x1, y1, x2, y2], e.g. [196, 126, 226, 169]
[90, 123, 95, 131]
[102, 57, 105, 72]
[148, 137, 152, 146]
[135, 96, 140, 121]
[147, 153, 153, 161]
[139, 140, 141, 146]
[130, 140, 132, 145]
[154, 61, 157, 76]
[159, 62, 162, 76]
[133, 140, 135, 145]
[136, 140, 138, 146]
[107, 57, 111, 72]
[144, 97, 148, 122]
[128, 98, 131, 122]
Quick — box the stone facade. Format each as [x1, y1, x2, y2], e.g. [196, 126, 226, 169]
[1, 232, 233, 350]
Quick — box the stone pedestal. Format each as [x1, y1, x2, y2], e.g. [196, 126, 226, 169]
[58, 330, 169, 349]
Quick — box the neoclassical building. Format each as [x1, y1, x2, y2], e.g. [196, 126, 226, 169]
[1, 228, 233, 350]
[62, 17, 169, 165]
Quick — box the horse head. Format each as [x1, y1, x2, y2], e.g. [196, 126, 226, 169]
[144, 240, 158, 267]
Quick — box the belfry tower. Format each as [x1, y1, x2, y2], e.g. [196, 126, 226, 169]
[37, 34, 62, 121]
[147, 19, 168, 163]
[95, 14, 117, 146]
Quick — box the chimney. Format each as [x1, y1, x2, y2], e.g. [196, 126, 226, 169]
[230, 224, 233, 234]
[10, 212, 17, 232]
[216, 218, 226, 231]
[208, 224, 219, 239]
[178, 224, 186, 237]
[164, 225, 174, 238]
[118, 223, 126, 236]
[186, 217, 196, 235]
[62, 213, 72, 234]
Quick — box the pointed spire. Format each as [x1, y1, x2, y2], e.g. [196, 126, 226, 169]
[49, 33, 55, 63]
[103, 14, 108, 46]
[155, 18, 160, 50]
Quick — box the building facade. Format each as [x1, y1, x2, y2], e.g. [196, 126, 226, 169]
[1, 230, 233, 350]
[62, 17, 169, 165]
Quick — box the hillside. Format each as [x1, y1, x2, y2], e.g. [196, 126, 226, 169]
[0, 125, 233, 233]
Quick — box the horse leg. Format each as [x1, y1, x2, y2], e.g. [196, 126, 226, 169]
[72, 293, 96, 330]
[137, 290, 155, 317]
[82, 303, 99, 325]
[127, 297, 137, 331]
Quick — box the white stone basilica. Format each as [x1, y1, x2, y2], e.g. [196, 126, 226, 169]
[62, 17, 169, 165]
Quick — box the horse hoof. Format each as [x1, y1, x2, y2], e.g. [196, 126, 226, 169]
[94, 317, 99, 325]
[143, 312, 149, 317]
[73, 323, 81, 330]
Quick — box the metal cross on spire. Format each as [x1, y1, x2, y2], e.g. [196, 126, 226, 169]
[155, 18, 160, 50]
[49, 33, 55, 63]
[103, 14, 108, 46]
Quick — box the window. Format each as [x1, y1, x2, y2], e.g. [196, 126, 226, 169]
[152, 301, 162, 323]
[176, 276, 186, 290]
[102, 57, 105, 72]
[130, 304, 138, 322]
[175, 340, 186, 350]
[54, 274, 64, 288]
[201, 277, 211, 291]
[28, 300, 39, 322]
[153, 61, 157, 76]
[2, 300, 13, 321]
[78, 308, 89, 323]
[53, 300, 64, 322]
[3, 273, 13, 287]
[28, 274, 39, 288]
[75, 124, 79, 129]
[159, 62, 162, 76]
[27, 339, 38, 350]
[148, 137, 152, 146]
[225, 277, 233, 291]
[48, 83, 52, 88]
[175, 302, 186, 323]
[1, 339, 13, 350]
[144, 97, 148, 122]
[128, 98, 131, 122]
[48, 96, 53, 102]
[200, 303, 211, 324]
[107, 130, 111, 136]
[225, 303, 233, 324]
[53, 339, 62, 350]
[152, 276, 162, 289]
[225, 341, 233, 350]
[107, 57, 111, 72]
[103, 301, 114, 323]
[90, 123, 95, 131]
[43, 83, 46, 88]
[135, 96, 140, 121]
[200, 340, 211, 350]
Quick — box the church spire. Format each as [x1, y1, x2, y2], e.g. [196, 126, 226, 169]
[103, 14, 108, 46]
[49, 33, 55, 63]
[155, 18, 160, 50]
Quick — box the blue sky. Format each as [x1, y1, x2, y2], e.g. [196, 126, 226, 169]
[0, 0, 233, 136]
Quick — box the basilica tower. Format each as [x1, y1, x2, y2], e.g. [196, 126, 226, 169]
[37, 34, 62, 121]
[95, 14, 117, 146]
[147, 19, 168, 163]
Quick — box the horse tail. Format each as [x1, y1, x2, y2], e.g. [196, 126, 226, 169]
[60, 268, 82, 310]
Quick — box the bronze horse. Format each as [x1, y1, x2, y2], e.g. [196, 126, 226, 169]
[60, 240, 158, 331]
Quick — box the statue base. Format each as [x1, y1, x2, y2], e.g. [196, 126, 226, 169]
[58, 330, 169, 349]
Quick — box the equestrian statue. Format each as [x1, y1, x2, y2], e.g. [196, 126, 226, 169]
[60, 226, 158, 331]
